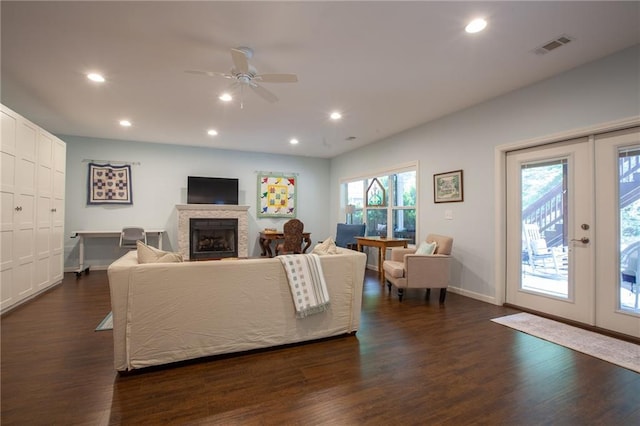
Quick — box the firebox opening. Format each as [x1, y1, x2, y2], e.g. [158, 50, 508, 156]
[189, 218, 238, 260]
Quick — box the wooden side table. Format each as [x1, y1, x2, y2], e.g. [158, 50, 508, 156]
[259, 231, 312, 257]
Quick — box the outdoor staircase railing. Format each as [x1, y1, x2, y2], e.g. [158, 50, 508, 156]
[523, 154, 640, 248]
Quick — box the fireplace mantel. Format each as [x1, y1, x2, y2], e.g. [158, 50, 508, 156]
[176, 204, 250, 260]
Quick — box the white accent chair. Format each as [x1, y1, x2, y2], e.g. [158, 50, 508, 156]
[119, 227, 146, 249]
[382, 234, 453, 303]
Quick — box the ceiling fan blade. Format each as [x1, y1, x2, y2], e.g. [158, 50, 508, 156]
[250, 83, 278, 103]
[230, 48, 249, 74]
[185, 69, 233, 79]
[256, 73, 298, 83]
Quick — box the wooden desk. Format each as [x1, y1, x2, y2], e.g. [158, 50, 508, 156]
[355, 236, 409, 282]
[259, 231, 312, 257]
[71, 229, 165, 277]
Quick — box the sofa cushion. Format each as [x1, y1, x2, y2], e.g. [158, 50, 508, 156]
[312, 237, 339, 255]
[137, 241, 183, 264]
[416, 241, 437, 255]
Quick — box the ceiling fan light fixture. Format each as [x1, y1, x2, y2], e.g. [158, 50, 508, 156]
[219, 93, 232, 102]
[465, 18, 487, 34]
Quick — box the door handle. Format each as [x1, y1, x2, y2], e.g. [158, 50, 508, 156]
[571, 237, 590, 244]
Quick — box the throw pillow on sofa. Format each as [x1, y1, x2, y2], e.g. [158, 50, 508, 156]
[136, 240, 184, 263]
[312, 237, 339, 255]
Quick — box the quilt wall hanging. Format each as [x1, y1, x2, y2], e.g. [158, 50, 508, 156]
[257, 173, 297, 218]
[87, 163, 133, 205]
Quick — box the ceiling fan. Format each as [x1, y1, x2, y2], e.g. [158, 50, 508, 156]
[186, 46, 298, 105]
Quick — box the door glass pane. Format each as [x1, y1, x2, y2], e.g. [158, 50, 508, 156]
[521, 160, 568, 298]
[619, 147, 640, 313]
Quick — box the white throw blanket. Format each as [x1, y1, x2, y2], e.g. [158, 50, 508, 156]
[278, 254, 330, 318]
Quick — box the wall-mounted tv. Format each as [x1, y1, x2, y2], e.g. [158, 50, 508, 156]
[187, 176, 239, 205]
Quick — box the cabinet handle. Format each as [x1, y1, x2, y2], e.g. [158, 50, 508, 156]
[51, 208, 57, 213]
[14, 206, 22, 212]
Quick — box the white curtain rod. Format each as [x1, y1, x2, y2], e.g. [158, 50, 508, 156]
[82, 159, 141, 166]
[255, 170, 299, 176]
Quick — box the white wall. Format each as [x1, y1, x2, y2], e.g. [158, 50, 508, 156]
[62, 138, 331, 269]
[330, 45, 640, 303]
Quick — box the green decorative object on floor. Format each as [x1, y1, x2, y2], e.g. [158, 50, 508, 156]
[95, 312, 113, 331]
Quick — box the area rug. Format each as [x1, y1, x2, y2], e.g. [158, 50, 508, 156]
[95, 312, 113, 331]
[491, 312, 640, 373]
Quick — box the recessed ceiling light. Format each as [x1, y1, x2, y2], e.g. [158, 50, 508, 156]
[289, 138, 299, 145]
[219, 93, 232, 102]
[330, 111, 342, 120]
[87, 73, 105, 83]
[119, 120, 132, 127]
[207, 129, 218, 136]
[465, 18, 487, 34]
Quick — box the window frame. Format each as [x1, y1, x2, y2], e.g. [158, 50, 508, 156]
[341, 162, 418, 244]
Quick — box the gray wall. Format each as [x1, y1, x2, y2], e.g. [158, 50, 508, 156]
[63, 138, 331, 269]
[330, 45, 640, 303]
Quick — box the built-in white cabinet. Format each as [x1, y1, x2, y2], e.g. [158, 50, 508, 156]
[1, 104, 65, 313]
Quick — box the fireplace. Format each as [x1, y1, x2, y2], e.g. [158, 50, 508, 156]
[177, 204, 250, 260]
[190, 218, 238, 260]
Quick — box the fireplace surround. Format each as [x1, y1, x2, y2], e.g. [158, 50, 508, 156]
[177, 204, 249, 260]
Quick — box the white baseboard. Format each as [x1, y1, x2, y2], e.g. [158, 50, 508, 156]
[1, 281, 62, 315]
[447, 286, 498, 305]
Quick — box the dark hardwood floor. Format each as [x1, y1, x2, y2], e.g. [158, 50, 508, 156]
[2, 269, 639, 425]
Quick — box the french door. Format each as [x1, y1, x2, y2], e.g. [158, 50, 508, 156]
[505, 127, 640, 338]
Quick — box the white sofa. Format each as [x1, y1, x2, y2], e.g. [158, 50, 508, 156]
[107, 248, 366, 371]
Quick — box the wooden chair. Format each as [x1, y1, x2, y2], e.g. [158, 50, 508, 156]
[276, 219, 304, 255]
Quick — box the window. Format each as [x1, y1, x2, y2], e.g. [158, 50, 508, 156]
[343, 165, 417, 244]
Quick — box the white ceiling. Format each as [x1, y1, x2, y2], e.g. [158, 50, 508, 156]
[2, 1, 639, 159]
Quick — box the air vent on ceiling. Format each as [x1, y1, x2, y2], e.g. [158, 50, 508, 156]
[533, 34, 574, 55]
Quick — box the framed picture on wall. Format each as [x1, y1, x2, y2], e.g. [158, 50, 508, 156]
[433, 169, 463, 203]
[257, 173, 297, 218]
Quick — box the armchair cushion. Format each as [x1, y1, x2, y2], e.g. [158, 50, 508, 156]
[383, 260, 405, 279]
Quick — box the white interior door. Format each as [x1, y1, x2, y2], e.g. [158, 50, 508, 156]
[506, 128, 640, 338]
[506, 137, 595, 324]
[594, 127, 640, 337]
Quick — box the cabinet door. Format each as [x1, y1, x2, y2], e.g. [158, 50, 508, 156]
[1, 107, 37, 306]
[50, 138, 65, 282]
[14, 119, 37, 297]
[1, 108, 17, 309]
[35, 130, 54, 290]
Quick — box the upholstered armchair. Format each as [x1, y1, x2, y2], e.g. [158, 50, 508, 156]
[335, 223, 366, 250]
[382, 234, 453, 303]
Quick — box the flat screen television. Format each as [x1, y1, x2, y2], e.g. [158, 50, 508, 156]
[187, 176, 239, 205]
